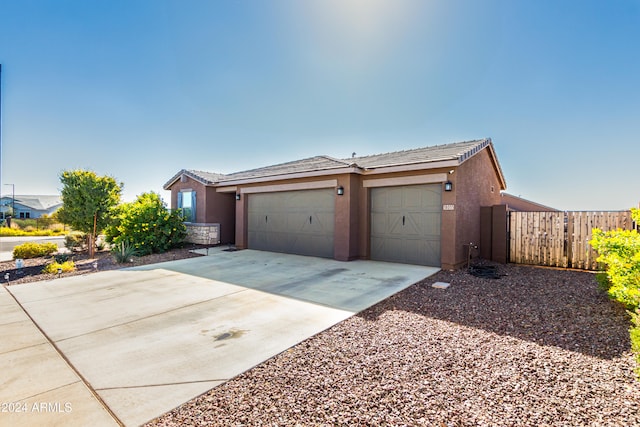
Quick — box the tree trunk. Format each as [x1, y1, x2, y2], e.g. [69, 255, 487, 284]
[89, 212, 97, 259]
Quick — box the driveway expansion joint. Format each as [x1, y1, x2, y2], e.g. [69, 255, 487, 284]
[4, 285, 125, 427]
[97, 379, 230, 391]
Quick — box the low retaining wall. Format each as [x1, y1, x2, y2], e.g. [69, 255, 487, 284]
[185, 223, 221, 245]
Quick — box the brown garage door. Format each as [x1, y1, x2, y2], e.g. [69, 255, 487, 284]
[248, 189, 335, 258]
[370, 184, 441, 266]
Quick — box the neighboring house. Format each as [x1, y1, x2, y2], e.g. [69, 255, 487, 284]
[0, 195, 62, 219]
[164, 138, 507, 269]
[500, 193, 558, 212]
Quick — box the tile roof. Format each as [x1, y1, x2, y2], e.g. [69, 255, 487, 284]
[345, 139, 491, 169]
[222, 155, 352, 181]
[165, 138, 502, 187]
[185, 170, 226, 184]
[2, 195, 62, 210]
[163, 169, 226, 188]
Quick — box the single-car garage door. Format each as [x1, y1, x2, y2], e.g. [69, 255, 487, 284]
[370, 184, 441, 266]
[248, 189, 335, 258]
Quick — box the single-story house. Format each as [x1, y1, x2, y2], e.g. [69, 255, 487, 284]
[164, 138, 507, 269]
[0, 195, 62, 219]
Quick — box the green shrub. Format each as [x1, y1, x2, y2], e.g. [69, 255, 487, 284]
[12, 219, 35, 229]
[12, 242, 59, 259]
[106, 192, 186, 256]
[0, 226, 61, 237]
[0, 227, 27, 236]
[13, 216, 60, 231]
[111, 241, 138, 263]
[53, 253, 72, 263]
[590, 211, 640, 311]
[631, 310, 640, 377]
[590, 208, 640, 378]
[65, 232, 87, 252]
[42, 260, 76, 274]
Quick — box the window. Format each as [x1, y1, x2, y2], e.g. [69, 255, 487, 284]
[178, 190, 196, 222]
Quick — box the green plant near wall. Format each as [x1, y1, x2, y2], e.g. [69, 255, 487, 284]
[105, 192, 186, 256]
[590, 208, 640, 377]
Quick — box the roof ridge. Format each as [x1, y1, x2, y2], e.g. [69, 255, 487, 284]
[188, 169, 225, 177]
[343, 139, 488, 161]
[317, 154, 354, 165]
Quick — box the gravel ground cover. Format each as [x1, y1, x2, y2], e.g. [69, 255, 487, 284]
[0, 246, 205, 286]
[147, 264, 640, 426]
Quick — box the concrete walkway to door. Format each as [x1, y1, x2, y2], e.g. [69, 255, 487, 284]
[3, 250, 438, 427]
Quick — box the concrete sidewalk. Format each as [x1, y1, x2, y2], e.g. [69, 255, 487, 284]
[2, 250, 438, 426]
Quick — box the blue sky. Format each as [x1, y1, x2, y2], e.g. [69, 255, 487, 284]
[0, 0, 638, 210]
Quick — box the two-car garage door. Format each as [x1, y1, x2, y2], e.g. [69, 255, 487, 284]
[247, 189, 335, 258]
[370, 184, 441, 266]
[246, 184, 441, 266]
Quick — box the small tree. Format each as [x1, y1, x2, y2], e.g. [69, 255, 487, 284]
[105, 192, 186, 256]
[57, 169, 122, 258]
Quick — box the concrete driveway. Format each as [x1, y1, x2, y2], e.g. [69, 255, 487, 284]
[3, 249, 438, 426]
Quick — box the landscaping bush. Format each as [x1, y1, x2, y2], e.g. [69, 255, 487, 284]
[590, 207, 640, 376]
[42, 260, 76, 274]
[111, 241, 139, 264]
[106, 192, 186, 256]
[0, 227, 27, 236]
[53, 253, 71, 263]
[0, 227, 58, 237]
[590, 208, 640, 311]
[65, 232, 87, 252]
[12, 242, 59, 259]
[4, 217, 66, 236]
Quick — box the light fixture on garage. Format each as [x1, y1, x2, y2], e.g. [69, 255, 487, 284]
[337, 186, 345, 196]
[444, 169, 454, 191]
[235, 193, 241, 201]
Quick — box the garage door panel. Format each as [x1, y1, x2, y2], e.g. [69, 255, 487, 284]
[248, 189, 335, 258]
[411, 211, 441, 235]
[370, 184, 441, 267]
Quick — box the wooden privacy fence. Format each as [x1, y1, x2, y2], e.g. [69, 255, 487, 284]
[509, 211, 634, 270]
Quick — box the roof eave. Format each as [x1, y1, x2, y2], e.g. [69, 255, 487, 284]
[218, 166, 363, 186]
[453, 139, 506, 191]
[484, 142, 507, 190]
[163, 170, 220, 190]
[361, 159, 460, 175]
